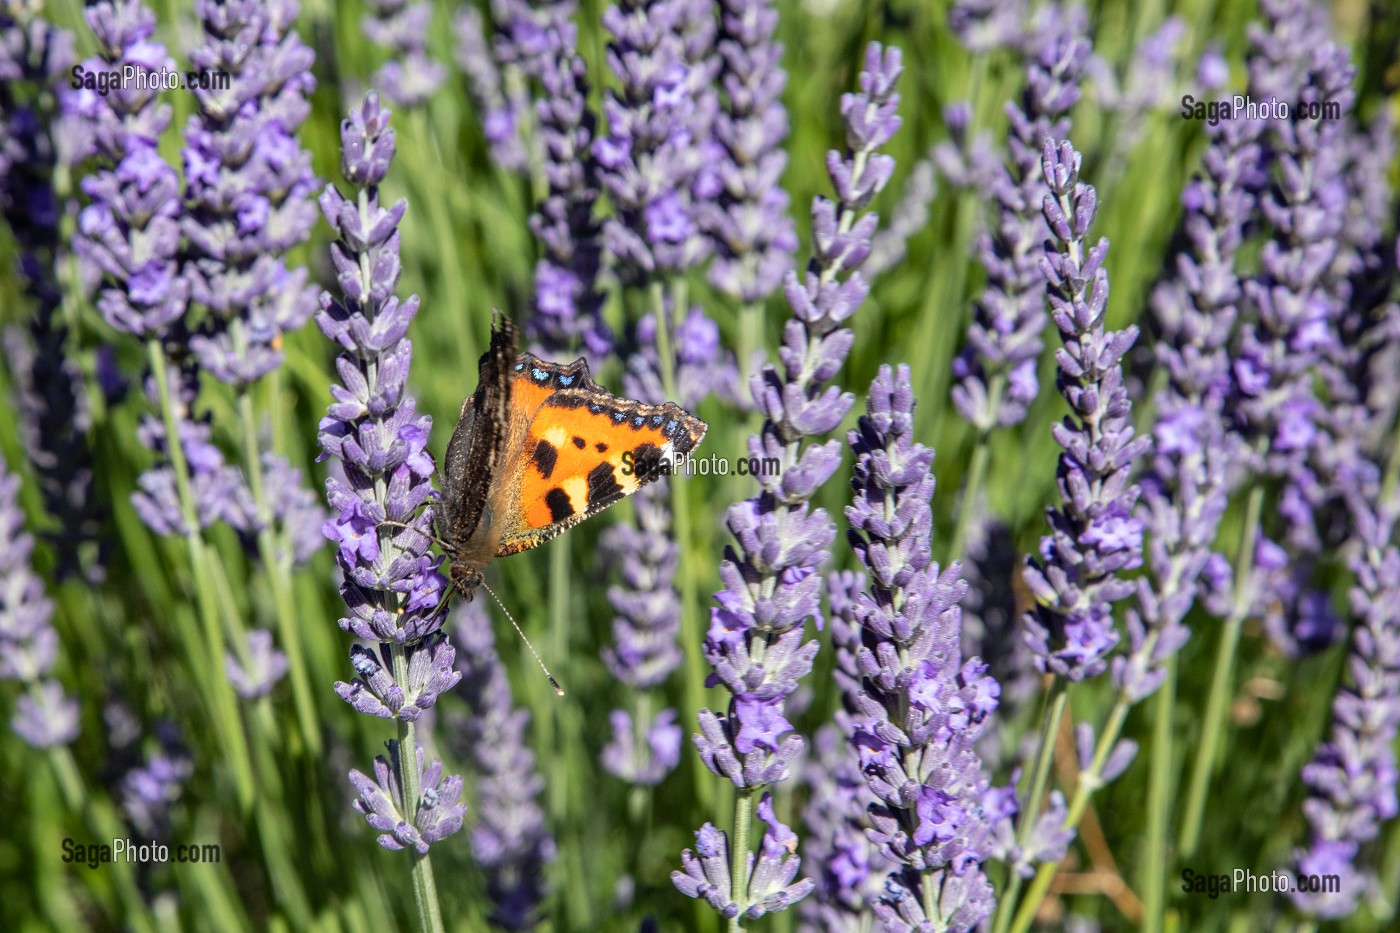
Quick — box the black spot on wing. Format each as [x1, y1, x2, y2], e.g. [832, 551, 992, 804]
[545, 487, 574, 522]
[595, 442, 609, 453]
[532, 438, 558, 479]
[587, 461, 625, 510]
[629, 443, 664, 481]
[572, 436, 586, 449]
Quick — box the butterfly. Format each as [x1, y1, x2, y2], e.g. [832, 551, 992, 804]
[436, 315, 708, 600]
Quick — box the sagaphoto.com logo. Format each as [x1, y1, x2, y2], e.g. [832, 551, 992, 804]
[619, 449, 780, 479]
[71, 63, 231, 96]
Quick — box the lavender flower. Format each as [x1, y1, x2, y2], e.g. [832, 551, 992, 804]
[350, 742, 467, 853]
[1233, 6, 1357, 552]
[449, 600, 555, 930]
[317, 92, 443, 645]
[839, 364, 999, 931]
[179, 0, 324, 570]
[0, 466, 78, 748]
[1120, 92, 1264, 706]
[1085, 17, 1186, 156]
[119, 720, 192, 839]
[527, 9, 610, 358]
[600, 482, 684, 786]
[674, 793, 814, 921]
[676, 42, 905, 922]
[595, 0, 715, 282]
[951, 12, 1091, 432]
[0, 11, 105, 583]
[948, 0, 1026, 53]
[453, 5, 528, 172]
[598, 302, 736, 789]
[1292, 496, 1400, 918]
[1021, 139, 1149, 682]
[865, 156, 936, 279]
[364, 0, 445, 108]
[704, 0, 796, 304]
[798, 571, 884, 930]
[181, 0, 319, 389]
[931, 101, 999, 193]
[225, 629, 290, 700]
[317, 92, 461, 850]
[72, 0, 185, 340]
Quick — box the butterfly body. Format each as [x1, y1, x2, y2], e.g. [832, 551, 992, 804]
[437, 317, 707, 599]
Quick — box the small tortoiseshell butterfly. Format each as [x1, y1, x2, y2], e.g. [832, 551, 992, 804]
[437, 315, 708, 599]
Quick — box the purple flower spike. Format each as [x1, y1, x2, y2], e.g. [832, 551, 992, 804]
[225, 629, 290, 701]
[838, 363, 999, 931]
[449, 600, 555, 931]
[1235, 7, 1357, 550]
[526, 7, 610, 359]
[319, 92, 464, 854]
[0, 461, 77, 749]
[1119, 86, 1257, 707]
[0, 11, 105, 583]
[595, 0, 718, 282]
[1020, 138, 1149, 683]
[72, 1, 187, 340]
[704, 0, 797, 304]
[350, 741, 467, 854]
[182, 0, 319, 388]
[678, 42, 905, 924]
[364, 0, 445, 108]
[951, 11, 1090, 432]
[317, 92, 445, 647]
[1292, 496, 1400, 918]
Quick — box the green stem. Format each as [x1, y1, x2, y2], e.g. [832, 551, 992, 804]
[1381, 404, 1400, 507]
[729, 788, 754, 933]
[49, 749, 158, 933]
[237, 389, 321, 754]
[1179, 482, 1265, 857]
[392, 644, 445, 933]
[992, 684, 1067, 933]
[1143, 658, 1176, 933]
[147, 338, 255, 809]
[948, 379, 1001, 561]
[651, 279, 711, 807]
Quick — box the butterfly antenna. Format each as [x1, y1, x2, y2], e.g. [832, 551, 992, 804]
[482, 581, 565, 696]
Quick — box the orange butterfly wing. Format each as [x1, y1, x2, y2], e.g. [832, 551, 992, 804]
[489, 354, 707, 557]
